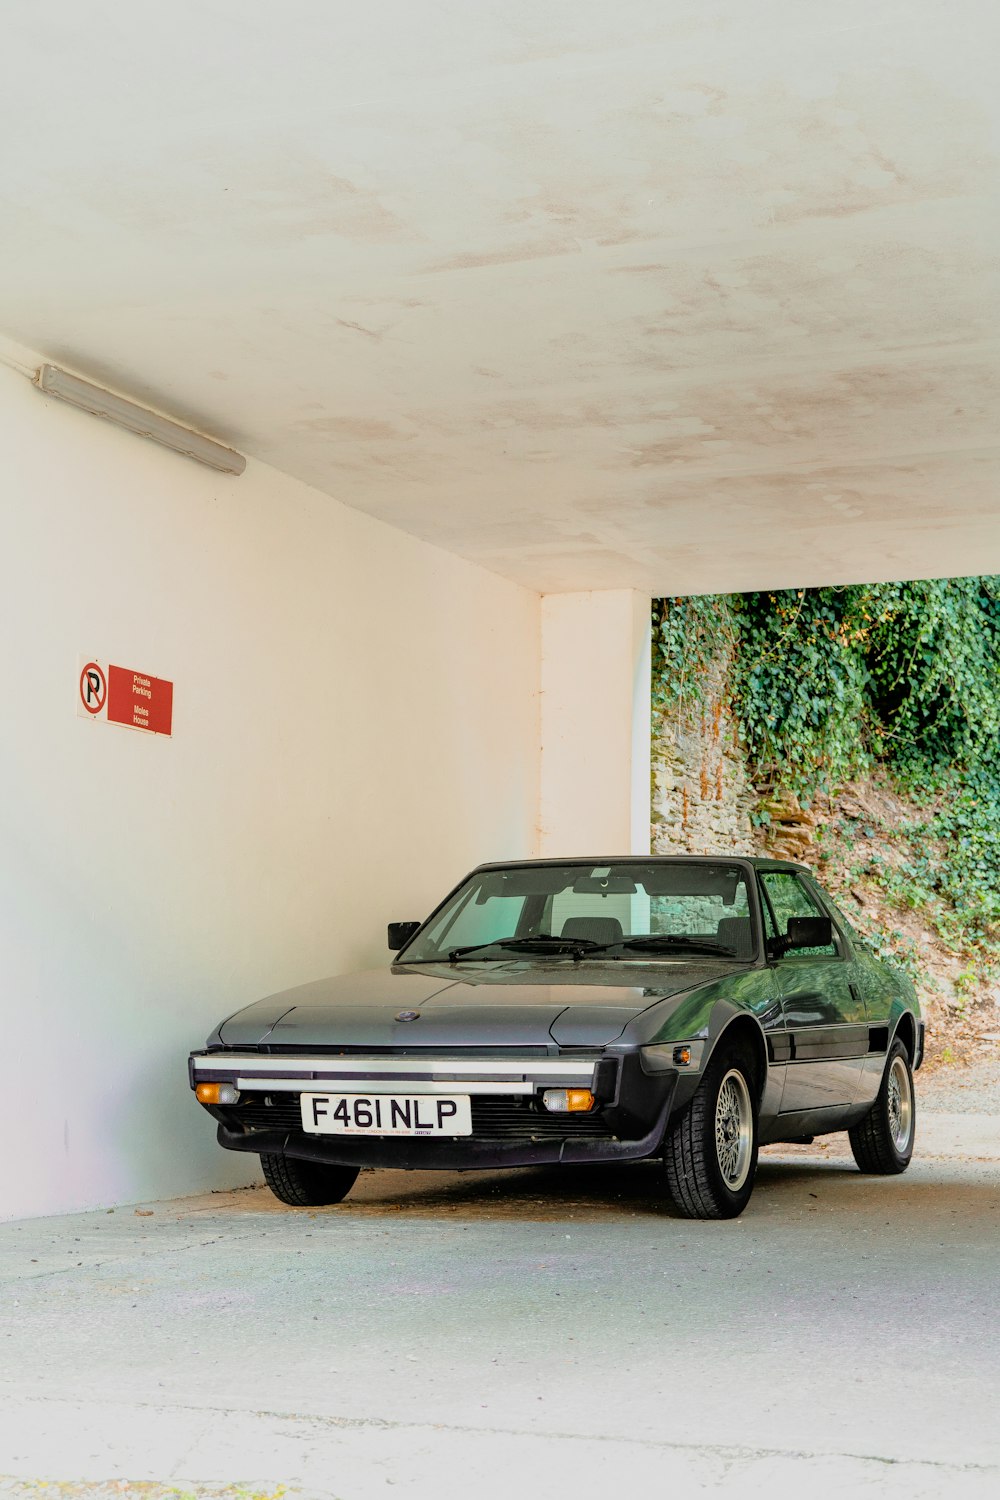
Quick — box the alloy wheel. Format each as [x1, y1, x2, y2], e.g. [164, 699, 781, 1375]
[887, 1055, 914, 1153]
[715, 1068, 753, 1191]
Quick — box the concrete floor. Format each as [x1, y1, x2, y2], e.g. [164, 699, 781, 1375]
[2, 1095, 999, 1500]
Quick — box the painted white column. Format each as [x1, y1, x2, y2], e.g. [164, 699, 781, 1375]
[539, 590, 651, 857]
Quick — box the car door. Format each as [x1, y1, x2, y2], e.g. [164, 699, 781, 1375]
[759, 870, 869, 1112]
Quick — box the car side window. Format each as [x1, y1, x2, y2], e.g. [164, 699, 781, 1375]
[760, 872, 837, 958]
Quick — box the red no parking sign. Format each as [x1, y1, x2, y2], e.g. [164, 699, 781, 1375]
[79, 661, 107, 715]
[77, 656, 173, 736]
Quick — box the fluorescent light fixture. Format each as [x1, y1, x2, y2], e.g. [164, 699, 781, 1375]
[34, 363, 246, 475]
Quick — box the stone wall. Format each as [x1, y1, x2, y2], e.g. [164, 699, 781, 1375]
[650, 660, 821, 862]
[651, 660, 758, 855]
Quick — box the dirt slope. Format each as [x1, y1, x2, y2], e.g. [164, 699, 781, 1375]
[761, 776, 1000, 1073]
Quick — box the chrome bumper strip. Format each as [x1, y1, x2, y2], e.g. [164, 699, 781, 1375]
[237, 1078, 536, 1096]
[191, 1053, 596, 1089]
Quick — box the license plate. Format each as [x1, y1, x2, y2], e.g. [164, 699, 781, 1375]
[300, 1092, 472, 1136]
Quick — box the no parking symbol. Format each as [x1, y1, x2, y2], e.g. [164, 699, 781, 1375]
[79, 661, 107, 717]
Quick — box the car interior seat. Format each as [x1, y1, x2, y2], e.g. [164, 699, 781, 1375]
[715, 916, 754, 957]
[559, 916, 624, 946]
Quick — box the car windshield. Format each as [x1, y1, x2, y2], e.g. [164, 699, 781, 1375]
[399, 861, 757, 964]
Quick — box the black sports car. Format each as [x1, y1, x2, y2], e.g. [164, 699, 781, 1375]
[189, 856, 924, 1219]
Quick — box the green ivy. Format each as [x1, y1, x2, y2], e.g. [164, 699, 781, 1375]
[651, 594, 735, 722]
[652, 576, 1000, 970]
[730, 587, 873, 799]
[878, 580, 1000, 756]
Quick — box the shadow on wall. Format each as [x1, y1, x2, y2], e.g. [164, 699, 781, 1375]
[110, 1049, 259, 1208]
[0, 826, 257, 1220]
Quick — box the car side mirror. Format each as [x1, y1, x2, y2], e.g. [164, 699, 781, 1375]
[767, 915, 833, 959]
[388, 921, 421, 952]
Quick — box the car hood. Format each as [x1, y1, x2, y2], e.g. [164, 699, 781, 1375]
[215, 960, 743, 1049]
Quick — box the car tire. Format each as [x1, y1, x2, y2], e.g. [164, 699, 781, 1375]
[663, 1045, 759, 1219]
[849, 1039, 915, 1175]
[259, 1153, 360, 1207]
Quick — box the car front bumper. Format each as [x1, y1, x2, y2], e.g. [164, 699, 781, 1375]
[189, 1048, 684, 1170]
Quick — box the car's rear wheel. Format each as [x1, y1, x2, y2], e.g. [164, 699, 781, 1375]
[849, 1039, 915, 1174]
[663, 1045, 759, 1219]
[259, 1153, 360, 1207]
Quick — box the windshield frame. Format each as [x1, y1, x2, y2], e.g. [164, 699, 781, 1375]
[392, 856, 765, 967]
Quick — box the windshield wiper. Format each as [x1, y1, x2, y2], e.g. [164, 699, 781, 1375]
[417, 932, 742, 964]
[447, 935, 600, 963]
[619, 935, 740, 957]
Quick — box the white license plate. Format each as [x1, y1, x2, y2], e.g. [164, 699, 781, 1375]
[300, 1092, 472, 1137]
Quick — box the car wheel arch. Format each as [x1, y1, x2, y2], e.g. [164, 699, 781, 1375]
[891, 1010, 917, 1064]
[707, 1012, 768, 1105]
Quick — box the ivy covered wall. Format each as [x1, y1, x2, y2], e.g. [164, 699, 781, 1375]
[652, 578, 1000, 1006]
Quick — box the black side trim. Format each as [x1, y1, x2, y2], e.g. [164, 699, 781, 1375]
[785, 1023, 869, 1062]
[868, 1025, 890, 1055]
[767, 1032, 793, 1064]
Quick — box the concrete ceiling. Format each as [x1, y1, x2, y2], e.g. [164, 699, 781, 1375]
[3, 1, 999, 594]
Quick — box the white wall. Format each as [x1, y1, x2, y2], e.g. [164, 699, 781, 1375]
[539, 591, 651, 857]
[0, 358, 540, 1220]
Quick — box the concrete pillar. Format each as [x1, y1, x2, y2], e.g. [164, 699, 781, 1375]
[539, 590, 651, 857]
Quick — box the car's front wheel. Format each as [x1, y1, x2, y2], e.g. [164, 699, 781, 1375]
[663, 1046, 759, 1219]
[259, 1153, 360, 1207]
[848, 1039, 915, 1174]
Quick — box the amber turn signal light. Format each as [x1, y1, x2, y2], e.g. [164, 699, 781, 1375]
[196, 1082, 240, 1105]
[542, 1088, 596, 1113]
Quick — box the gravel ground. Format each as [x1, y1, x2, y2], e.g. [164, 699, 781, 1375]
[919, 1049, 1000, 1113]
